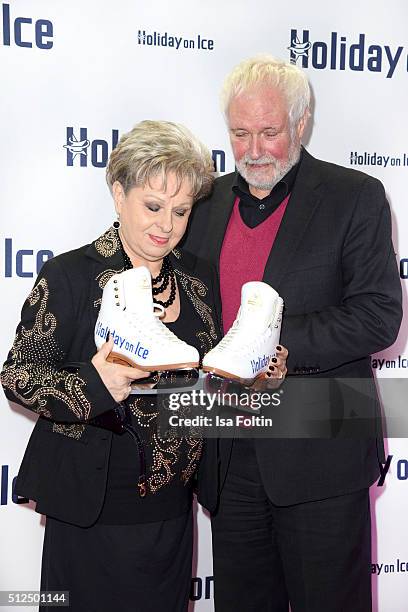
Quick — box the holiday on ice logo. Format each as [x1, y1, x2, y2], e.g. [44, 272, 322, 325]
[288, 29, 404, 78]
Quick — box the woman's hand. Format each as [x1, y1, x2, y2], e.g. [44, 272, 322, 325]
[91, 337, 151, 403]
[267, 345, 288, 381]
[252, 345, 288, 390]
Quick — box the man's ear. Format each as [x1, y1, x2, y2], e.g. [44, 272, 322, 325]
[112, 181, 125, 215]
[296, 108, 310, 140]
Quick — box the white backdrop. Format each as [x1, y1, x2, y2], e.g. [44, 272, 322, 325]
[1, 1, 407, 610]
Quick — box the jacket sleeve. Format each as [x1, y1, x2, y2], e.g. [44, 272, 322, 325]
[1, 257, 118, 422]
[281, 177, 402, 374]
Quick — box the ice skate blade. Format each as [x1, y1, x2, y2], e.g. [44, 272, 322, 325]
[202, 365, 264, 387]
[135, 369, 200, 388]
[108, 351, 199, 370]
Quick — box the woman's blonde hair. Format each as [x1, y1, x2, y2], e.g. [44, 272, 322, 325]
[106, 120, 214, 200]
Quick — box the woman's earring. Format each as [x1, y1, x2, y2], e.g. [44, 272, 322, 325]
[113, 214, 121, 230]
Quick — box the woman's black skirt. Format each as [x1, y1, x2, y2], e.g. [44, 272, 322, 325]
[40, 509, 192, 612]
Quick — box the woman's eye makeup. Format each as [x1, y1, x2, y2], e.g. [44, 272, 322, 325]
[145, 203, 160, 212]
[144, 203, 190, 217]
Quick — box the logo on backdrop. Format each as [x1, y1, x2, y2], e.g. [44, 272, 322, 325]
[64, 133, 90, 162]
[0, 3, 53, 49]
[65, 127, 119, 168]
[372, 355, 408, 370]
[190, 576, 214, 601]
[372, 560, 408, 575]
[64, 127, 226, 172]
[2, 238, 53, 278]
[137, 29, 214, 51]
[400, 259, 408, 280]
[349, 151, 408, 168]
[1, 465, 28, 506]
[288, 29, 404, 78]
[377, 455, 408, 486]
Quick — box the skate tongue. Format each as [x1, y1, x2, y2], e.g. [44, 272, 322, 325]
[240, 281, 280, 329]
[122, 266, 154, 313]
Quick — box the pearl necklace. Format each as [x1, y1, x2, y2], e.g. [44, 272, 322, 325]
[121, 248, 176, 308]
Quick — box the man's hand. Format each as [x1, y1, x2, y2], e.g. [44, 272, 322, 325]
[91, 336, 151, 402]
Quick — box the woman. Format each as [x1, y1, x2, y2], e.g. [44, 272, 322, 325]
[1, 120, 287, 612]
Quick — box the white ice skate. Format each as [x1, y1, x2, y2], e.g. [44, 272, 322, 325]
[95, 266, 200, 371]
[202, 281, 283, 385]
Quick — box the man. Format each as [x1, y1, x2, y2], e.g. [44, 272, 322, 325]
[184, 55, 402, 611]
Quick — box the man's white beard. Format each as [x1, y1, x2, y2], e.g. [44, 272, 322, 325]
[236, 142, 301, 192]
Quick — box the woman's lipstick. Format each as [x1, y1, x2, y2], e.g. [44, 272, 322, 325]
[148, 234, 169, 246]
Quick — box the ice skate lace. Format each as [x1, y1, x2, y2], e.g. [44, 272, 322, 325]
[215, 301, 283, 356]
[129, 304, 187, 344]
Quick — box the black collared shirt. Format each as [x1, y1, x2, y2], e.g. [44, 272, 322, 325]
[232, 150, 302, 228]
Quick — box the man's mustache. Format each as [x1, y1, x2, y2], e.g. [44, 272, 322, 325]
[242, 155, 277, 166]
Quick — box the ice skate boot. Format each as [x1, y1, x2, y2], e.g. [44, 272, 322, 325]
[202, 281, 283, 385]
[95, 266, 200, 371]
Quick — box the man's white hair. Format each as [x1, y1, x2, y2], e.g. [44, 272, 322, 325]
[220, 54, 311, 128]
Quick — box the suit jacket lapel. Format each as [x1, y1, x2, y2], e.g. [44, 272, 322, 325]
[263, 150, 323, 290]
[171, 249, 222, 342]
[203, 174, 236, 274]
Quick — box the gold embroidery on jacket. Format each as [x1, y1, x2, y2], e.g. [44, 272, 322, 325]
[95, 227, 120, 258]
[129, 397, 158, 428]
[196, 330, 215, 355]
[130, 397, 180, 493]
[148, 433, 183, 493]
[174, 269, 217, 340]
[181, 437, 203, 484]
[24, 278, 57, 340]
[52, 422, 86, 440]
[1, 278, 91, 421]
[128, 397, 202, 493]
